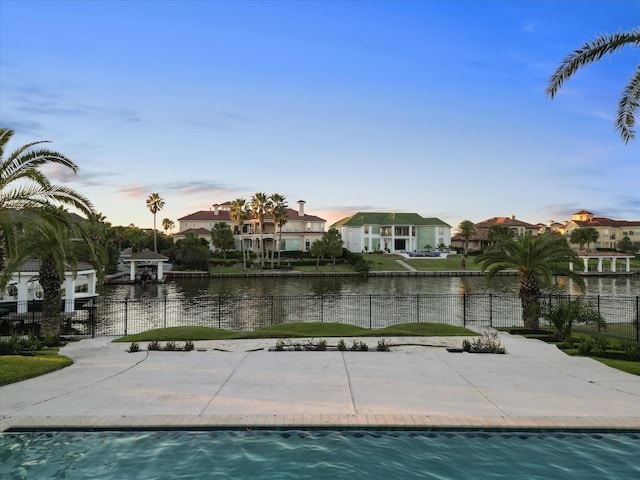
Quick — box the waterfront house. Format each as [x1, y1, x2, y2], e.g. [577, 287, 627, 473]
[563, 210, 640, 250]
[450, 215, 539, 253]
[176, 200, 326, 253]
[332, 212, 451, 253]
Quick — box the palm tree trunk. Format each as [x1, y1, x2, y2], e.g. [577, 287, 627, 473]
[39, 260, 63, 338]
[520, 272, 541, 330]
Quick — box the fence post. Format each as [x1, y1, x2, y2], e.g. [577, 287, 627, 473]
[463, 293, 466, 328]
[489, 293, 493, 328]
[369, 294, 372, 330]
[636, 296, 639, 343]
[218, 295, 222, 329]
[124, 298, 128, 336]
[416, 294, 420, 323]
[164, 295, 167, 329]
[271, 296, 274, 326]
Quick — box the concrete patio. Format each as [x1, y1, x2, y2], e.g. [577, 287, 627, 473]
[1, 332, 639, 432]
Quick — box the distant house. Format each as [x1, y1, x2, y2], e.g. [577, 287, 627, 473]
[175, 200, 326, 253]
[332, 212, 451, 253]
[563, 210, 640, 250]
[451, 215, 539, 252]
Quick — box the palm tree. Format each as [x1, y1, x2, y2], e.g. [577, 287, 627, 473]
[250, 192, 271, 268]
[309, 239, 325, 272]
[456, 220, 477, 268]
[477, 233, 584, 331]
[230, 198, 250, 270]
[0, 128, 94, 281]
[269, 193, 288, 267]
[146, 193, 165, 253]
[546, 27, 640, 144]
[18, 208, 106, 338]
[322, 228, 344, 271]
[162, 218, 174, 235]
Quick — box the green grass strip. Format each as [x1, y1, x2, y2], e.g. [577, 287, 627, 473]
[0, 350, 72, 386]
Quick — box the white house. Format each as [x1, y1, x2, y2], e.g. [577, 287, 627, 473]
[332, 212, 452, 253]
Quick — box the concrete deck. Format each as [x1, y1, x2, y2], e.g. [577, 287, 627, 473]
[1, 332, 639, 432]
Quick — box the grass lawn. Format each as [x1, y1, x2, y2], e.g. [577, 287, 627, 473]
[0, 347, 72, 386]
[404, 255, 483, 271]
[115, 322, 476, 342]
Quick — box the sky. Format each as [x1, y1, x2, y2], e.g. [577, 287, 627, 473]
[1, 0, 638, 233]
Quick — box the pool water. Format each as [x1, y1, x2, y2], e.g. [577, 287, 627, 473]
[1, 430, 639, 479]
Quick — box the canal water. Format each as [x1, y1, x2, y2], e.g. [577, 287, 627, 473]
[99, 274, 640, 301]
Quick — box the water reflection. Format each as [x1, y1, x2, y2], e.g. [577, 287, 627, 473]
[100, 275, 639, 300]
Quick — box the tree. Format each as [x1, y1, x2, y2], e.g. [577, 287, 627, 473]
[230, 198, 250, 270]
[174, 231, 209, 271]
[570, 227, 599, 251]
[322, 228, 344, 271]
[0, 128, 94, 284]
[162, 218, 174, 235]
[541, 297, 605, 341]
[18, 208, 106, 338]
[617, 236, 636, 254]
[309, 239, 325, 272]
[250, 192, 271, 268]
[146, 193, 164, 253]
[488, 224, 515, 243]
[210, 222, 235, 260]
[270, 193, 288, 267]
[477, 233, 585, 331]
[456, 220, 477, 268]
[546, 28, 640, 144]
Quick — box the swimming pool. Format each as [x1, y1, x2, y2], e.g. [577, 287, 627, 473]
[1, 429, 639, 479]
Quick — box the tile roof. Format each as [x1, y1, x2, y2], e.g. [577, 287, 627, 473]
[475, 217, 538, 229]
[332, 212, 450, 228]
[178, 207, 325, 223]
[572, 217, 640, 227]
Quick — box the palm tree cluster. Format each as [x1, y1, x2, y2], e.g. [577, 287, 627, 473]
[229, 193, 289, 270]
[0, 128, 106, 338]
[146, 193, 165, 253]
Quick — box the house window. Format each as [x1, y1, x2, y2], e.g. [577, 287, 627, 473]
[364, 225, 369, 234]
[381, 227, 391, 236]
[439, 226, 444, 235]
[305, 240, 310, 251]
[395, 226, 409, 236]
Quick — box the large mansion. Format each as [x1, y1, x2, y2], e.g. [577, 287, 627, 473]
[332, 212, 452, 253]
[560, 210, 640, 250]
[451, 215, 539, 252]
[176, 200, 326, 253]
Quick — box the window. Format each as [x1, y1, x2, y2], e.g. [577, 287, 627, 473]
[395, 226, 409, 236]
[381, 227, 391, 236]
[305, 240, 310, 251]
[364, 225, 369, 234]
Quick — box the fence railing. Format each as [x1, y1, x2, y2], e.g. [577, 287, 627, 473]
[1, 294, 638, 343]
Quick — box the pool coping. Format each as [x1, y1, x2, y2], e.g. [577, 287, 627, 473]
[3, 414, 640, 433]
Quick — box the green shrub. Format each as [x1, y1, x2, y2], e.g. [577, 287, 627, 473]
[129, 342, 140, 353]
[337, 339, 347, 351]
[184, 340, 195, 351]
[377, 339, 392, 352]
[622, 342, 640, 361]
[148, 340, 161, 351]
[164, 341, 177, 351]
[593, 335, 608, 357]
[577, 337, 594, 355]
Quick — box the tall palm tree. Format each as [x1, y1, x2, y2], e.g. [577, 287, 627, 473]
[546, 27, 640, 144]
[0, 128, 94, 282]
[250, 192, 271, 268]
[477, 233, 584, 331]
[146, 193, 165, 253]
[162, 218, 174, 235]
[269, 193, 288, 267]
[230, 198, 250, 269]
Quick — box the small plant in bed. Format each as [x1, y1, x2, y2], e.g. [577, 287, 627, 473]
[461, 331, 505, 354]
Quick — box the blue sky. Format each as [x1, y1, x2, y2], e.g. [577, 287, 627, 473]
[1, 0, 638, 232]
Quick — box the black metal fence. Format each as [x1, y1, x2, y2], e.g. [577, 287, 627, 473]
[1, 294, 639, 343]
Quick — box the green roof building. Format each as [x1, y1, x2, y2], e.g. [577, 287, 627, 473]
[331, 212, 451, 253]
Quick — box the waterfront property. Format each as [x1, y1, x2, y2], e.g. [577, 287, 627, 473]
[450, 215, 539, 252]
[563, 209, 640, 250]
[332, 212, 451, 253]
[175, 199, 326, 253]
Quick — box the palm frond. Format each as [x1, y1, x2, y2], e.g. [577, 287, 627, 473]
[546, 28, 640, 98]
[616, 66, 640, 144]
